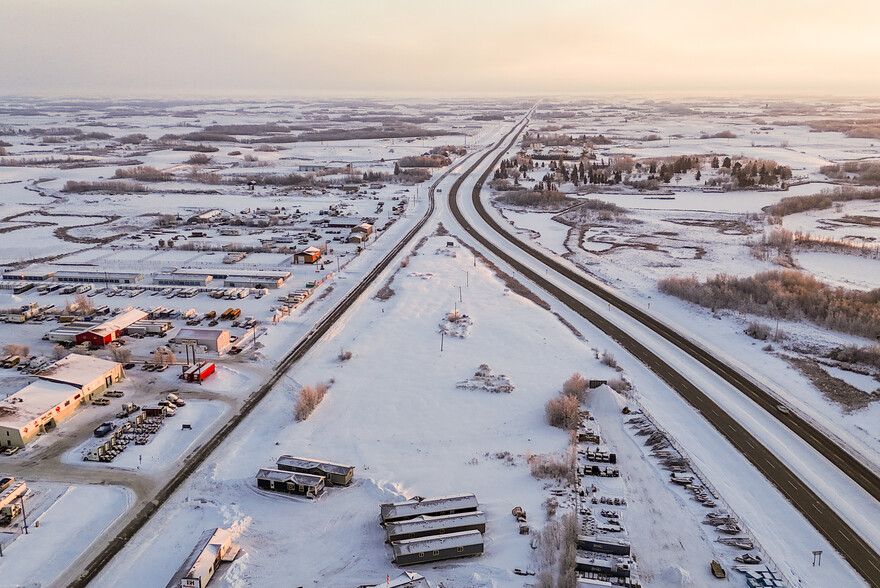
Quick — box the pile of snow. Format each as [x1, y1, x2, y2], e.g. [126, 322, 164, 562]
[439, 312, 473, 338]
[456, 364, 514, 394]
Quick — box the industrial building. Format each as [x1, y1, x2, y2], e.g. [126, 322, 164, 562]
[352, 222, 373, 235]
[293, 246, 322, 264]
[45, 321, 100, 344]
[255, 468, 325, 498]
[380, 494, 479, 525]
[575, 555, 633, 578]
[125, 320, 173, 336]
[78, 308, 148, 346]
[169, 328, 231, 353]
[385, 511, 487, 543]
[186, 209, 225, 224]
[390, 530, 484, 566]
[326, 217, 361, 229]
[223, 275, 283, 289]
[54, 269, 144, 284]
[577, 535, 631, 556]
[0, 355, 124, 447]
[276, 455, 354, 486]
[155, 273, 213, 287]
[159, 269, 288, 289]
[174, 527, 240, 588]
[2, 268, 55, 281]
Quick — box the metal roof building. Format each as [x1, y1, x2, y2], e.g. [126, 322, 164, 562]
[255, 468, 325, 498]
[276, 455, 354, 486]
[385, 510, 487, 543]
[380, 493, 479, 525]
[168, 328, 231, 353]
[54, 269, 144, 284]
[391, 530, 484, 566]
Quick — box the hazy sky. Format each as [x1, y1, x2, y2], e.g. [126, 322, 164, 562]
[3, 0, 880, 98]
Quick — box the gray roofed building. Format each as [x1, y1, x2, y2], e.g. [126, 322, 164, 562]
[385, 510, 487, 543]
[380, 493, 479, 525]
[276, 455, 354, 486]
[255, 468, 324, 498]
[391, 530, 484, 566]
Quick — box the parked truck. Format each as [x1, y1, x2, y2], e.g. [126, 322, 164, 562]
[116, 402, 140, 418]
[94, 422, 117, 437]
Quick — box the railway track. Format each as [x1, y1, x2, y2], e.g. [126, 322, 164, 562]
[447, 114, 880, 586]
[68, 126, 524, 587]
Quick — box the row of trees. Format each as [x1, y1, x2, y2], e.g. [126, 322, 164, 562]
[658, 270, 880, 338]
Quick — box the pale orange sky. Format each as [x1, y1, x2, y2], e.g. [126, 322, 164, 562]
[2, 0, 879, 97]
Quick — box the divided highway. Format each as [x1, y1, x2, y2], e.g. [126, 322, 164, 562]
[69, 126, 525, 588]
[447, 115, 880, 587]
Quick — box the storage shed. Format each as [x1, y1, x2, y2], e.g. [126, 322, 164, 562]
[276, 455, 354, 486]
[293, 246, 322, 264]
[255, 468, 325, 498]
[380, 494, 479, 525]
[391, 530, 484, 566]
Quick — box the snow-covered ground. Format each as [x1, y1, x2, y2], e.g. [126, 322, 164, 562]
[2, 97, 879, 587]
[0, 483, 133, 587]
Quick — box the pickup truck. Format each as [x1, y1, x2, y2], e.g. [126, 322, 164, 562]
[94, 422, 116, 437]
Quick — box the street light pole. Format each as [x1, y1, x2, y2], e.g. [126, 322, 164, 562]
[19, 495, 28, 534]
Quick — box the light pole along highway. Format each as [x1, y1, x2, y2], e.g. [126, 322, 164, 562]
[446, 112, 880, 587]
[68, 124, 526, 588]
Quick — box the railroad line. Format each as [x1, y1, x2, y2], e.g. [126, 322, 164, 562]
[69, 126, 524, 587]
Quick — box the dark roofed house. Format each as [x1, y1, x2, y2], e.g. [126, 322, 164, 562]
[255, 468, 324, 498]
[391, 530, 484, 566]
[275, 455, 354, 486]
[380, 493, 479, 525]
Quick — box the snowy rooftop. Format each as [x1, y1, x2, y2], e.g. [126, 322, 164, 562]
[385, 511, 486, 538]
[89, 309, 148, 337]
[169, 328, 229, 342]
[366, 572, 429, 588]
[178, 528, 236, 585]
[390, 530, 483, 557]
[0, 379, 81, 428]
[255, 468, 324, 487]
[380, 493, 479, 522]
[37, 354, 120, 387]
[276, 455, 354, 476]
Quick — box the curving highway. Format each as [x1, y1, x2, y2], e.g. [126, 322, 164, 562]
[447, 113, 880, 587]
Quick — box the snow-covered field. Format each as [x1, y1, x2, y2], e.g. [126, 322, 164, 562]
[0, 483, 133, 587]
[1, 97, 879, 587]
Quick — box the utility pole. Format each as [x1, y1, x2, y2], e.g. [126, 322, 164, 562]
[458, 286, 462, 303]
[440, 331, 444, 352]
[20, 494, 28, 534]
